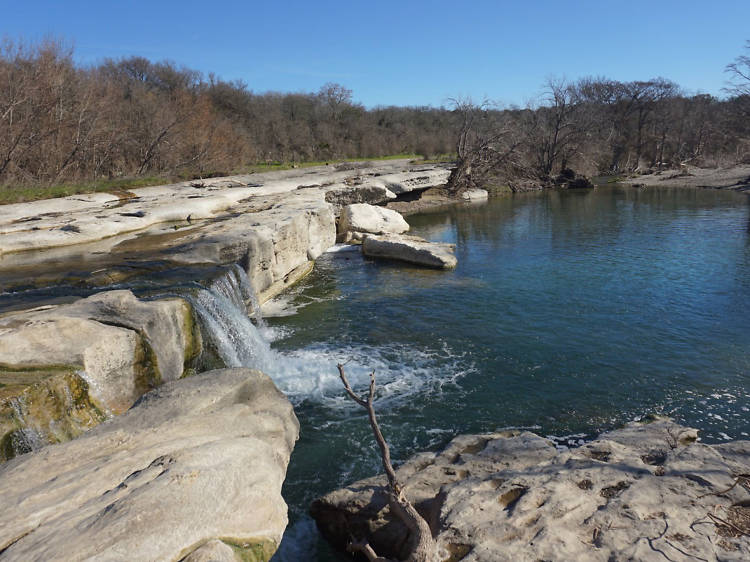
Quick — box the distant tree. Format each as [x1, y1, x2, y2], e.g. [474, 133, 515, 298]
[446, 98, 526, 193]
[726, 40, 750, 97]
[318, 82, 353, 122]
[725, 40, 750, 118]
[529, 77, 585, 178]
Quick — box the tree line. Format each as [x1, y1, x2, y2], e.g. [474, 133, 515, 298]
[1, 38, 748, 193]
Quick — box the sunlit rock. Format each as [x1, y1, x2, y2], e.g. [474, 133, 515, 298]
[362, 233, 457, 269]
[0, 368, 298, 562]
[312, 419, 750, 561]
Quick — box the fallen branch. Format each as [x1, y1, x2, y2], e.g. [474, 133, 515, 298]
[698, 474, 750, 499]
[707, 512, 750, 538]
[337, 364, 438, 562]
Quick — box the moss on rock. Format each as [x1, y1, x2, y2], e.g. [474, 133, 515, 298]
[0, 364, 106, 462]
[221, 538, 278, 562]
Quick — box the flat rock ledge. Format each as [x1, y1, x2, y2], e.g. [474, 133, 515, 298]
[362, 234, 457, 269]
[621, 164, 750, 192]
[311, 419, 750, 561]
[0, 161, 450, 305]
[0, 368, 299, 562]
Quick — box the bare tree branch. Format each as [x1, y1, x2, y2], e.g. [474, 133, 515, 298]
[337, 364, 437, 562]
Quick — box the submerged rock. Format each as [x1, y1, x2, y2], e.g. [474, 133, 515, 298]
[311, 419, 750, 561]
[0, 368, 299, 561]
[338, 203, 410, 242]
[0, 290, 200, 460]
[362, 233, 457, 269]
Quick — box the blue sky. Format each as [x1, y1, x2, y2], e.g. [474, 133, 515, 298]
[2, 0, 749, 108]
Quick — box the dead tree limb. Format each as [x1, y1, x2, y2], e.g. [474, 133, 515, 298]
[337, 364, 438, 562]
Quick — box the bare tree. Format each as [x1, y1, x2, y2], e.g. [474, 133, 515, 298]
[725, 40, 750, 119]
[337, 364, 437, 562]
[530, 77, 585, 178]
[446, 98, 526, 194]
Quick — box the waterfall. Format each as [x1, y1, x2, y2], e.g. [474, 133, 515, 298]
[7, 397, 46, 457]
[208, 264, 266, 330]
[188, 265, 275, 373]
[186, 263, 445, 408]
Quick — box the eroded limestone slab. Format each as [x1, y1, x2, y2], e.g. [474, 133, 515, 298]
[0, 368, 299, 562]
[311, 419, 750, 561]
[362, 233, 457, 269]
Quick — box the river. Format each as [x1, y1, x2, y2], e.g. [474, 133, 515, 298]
[266, 185, 750, 559]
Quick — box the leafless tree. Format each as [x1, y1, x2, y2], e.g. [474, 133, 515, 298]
[446, 97, 527, 193]
[1, 37, 748, 194]
[530, 77, 585, 177]
[725, 40, 750, 120]
[337, 364, 437, 562]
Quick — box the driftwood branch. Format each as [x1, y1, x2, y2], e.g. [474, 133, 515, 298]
[337, 364, 438, 562]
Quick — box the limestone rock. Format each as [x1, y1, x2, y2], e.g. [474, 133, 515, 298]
[0, 291, 200, 458]
[165, 190, 336, 302]
[461, 188, 489, 201]
[362, 233, 457, 269]
[311, 420, 750, 561]
[325, 184, 397, 208]
[0, 366, 105, 462]
[0, 160, 448, 258]
[338, 203, 410, 242]
[377, 168, 451, 195]
[0, 368, 299, 562]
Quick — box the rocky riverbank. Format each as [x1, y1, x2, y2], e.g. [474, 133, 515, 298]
[312, 418, 750, 561]
[0, 159, 452, 301]
[0, 160, 457, 457]
[622, 164, 750, 192]
[0, 159, 459, 560]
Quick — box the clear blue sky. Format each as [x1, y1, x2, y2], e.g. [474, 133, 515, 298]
[2, 0, 749, 108]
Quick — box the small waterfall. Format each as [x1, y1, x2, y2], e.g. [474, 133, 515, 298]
[188, 265, 276, 373]
[7, 397, 46, 457]
[208, 264, 266, 330]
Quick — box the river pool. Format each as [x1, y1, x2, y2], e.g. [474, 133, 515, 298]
[266, 185, 750, 559]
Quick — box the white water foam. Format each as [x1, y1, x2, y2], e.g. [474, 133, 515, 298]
[270, 343, 471, 408]
[191, 265, 473, 409]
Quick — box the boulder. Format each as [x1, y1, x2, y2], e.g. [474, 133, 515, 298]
[362, 234, 457, 269]
[0, 291, 200, 459]
[0, 368, 299, 562]
[338, 203, 410, 242]
[461, 189, 489, 201]
[165, 190, 336, 302]
[311, 419, 750, 561]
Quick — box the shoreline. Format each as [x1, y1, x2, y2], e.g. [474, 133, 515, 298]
[620, 164, 750, 192]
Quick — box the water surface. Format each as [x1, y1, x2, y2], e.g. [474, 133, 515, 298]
[268, 185, 750, 559]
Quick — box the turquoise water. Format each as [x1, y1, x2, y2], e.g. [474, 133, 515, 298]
[269, 186, 750, 559]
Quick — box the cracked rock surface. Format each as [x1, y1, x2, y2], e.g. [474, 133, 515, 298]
[0, 368, 299, 562]
[311, 419, 750, 561]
